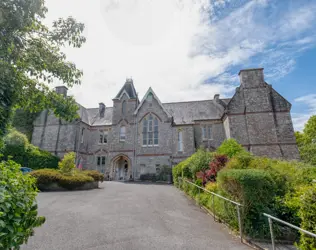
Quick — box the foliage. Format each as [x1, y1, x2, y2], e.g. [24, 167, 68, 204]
[0, 0, 86, 146]
[2, 129, 59, 169]
[295, 115, 316, 165]
[196, 154, 228, 185]
[30, 168, 94, 190]
[156, 165, 172, 182]
[205, 182, 218, 193]
[226, 151, 254, 169]
[58, 152, 75, 175]
[0, 160, 45, 249]
[216, 139, 247, 158]
[82, 170, 104, 182]
[218, 169, 278, 238]
[12, 109, 39, 141]
[172, 163, 182, 185]
[298, 185, 316, 250]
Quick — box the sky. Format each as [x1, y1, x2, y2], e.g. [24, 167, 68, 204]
[44, 0, 316, 131]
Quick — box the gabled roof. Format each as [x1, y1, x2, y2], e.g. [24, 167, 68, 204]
[114, 79, 138, 99]
[134, 87, 172, 118]
[163, 99, 229, 125]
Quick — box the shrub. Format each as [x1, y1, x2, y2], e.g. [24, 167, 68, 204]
[0, 160, 45, 249]
[156, 165, 172, 181]
[82, 170, 104, 182]
[189, 148, 213, 176]
[226, 151, 254, 169]
[2, 129, 59, 169]
[205, 182, 218, 193]
[218, 169, 278, 238]
[30, 169, 94, 190]
[172, 163, 182, 185]
[216, 139, 246, 158]
[299, 185, 316, 249]
[58, 152, 76, 175]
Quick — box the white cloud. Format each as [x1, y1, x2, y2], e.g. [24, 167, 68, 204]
[43, 0, 316, 112]
[293, 94, 316, 131]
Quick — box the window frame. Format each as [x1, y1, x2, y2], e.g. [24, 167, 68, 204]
[178, 130, 183, 152]
[142, 114, 159, 147]
[99, 131, 108, 144]
[97, 156, 106, 166]
[202, 125, 213, 141]
[122, 100, 126, 115]
[81, 128, 85, 144]
[120, 126, 126, 142]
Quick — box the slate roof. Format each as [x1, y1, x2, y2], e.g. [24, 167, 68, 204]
[78, 98, 229, 126]
[114, 79, 137, 99]
[163, 99, 230, 125]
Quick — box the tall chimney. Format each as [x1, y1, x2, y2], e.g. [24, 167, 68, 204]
[214, 94, 220, 103]
[238, 68, 264, 88]
[55, 86, 68, 97]
[99, 103, 105, 118]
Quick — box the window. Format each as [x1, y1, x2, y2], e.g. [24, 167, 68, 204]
[142, 114, 159, 146]
[202, 126, 212, 140]
[99, 131, 108, 144]
[178, 130, 183, 152]
[97, 156, 106, 166]
[122, 100, 126, 115]
[81, 128, 85, 143]
[156, 164, 160, 174]
[202, 126, 207, 139]
[147, 93, 153, 102]
[120, 126, 126, 141]
[208, 126, 212, 139]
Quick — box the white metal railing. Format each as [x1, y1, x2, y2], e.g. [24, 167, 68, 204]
[263, 213, 316, 250]
[178, 177, 243, 242]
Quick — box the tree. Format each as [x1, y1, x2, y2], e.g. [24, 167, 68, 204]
[0, 0, 86, 146]
[295, 115, 316, 165]
[58, 152, 76, 175]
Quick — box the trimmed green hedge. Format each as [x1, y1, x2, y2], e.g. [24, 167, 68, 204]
[30, 169, 95, 190]
[82, 170, 105, 182]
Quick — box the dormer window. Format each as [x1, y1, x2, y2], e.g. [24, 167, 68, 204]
[122, 100, 126, 115]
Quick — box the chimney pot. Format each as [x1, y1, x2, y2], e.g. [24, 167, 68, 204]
[99, 103, 105, 118]
[55, 86, 68, 97]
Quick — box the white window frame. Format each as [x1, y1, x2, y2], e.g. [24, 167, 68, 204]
[120, 126, 126, 142]
[178, 130, 183, 152]
[142, 114, 159, 146]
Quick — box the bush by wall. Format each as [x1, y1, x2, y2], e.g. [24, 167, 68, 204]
[0, 160, 45, 249]
[216, 139, 247, 158]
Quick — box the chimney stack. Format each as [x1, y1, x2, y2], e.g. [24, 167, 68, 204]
[238, 68, 264, 88]
[214, 94, 220, 103]
[99, 103, 105, 118]
[55, 86, 68, 97]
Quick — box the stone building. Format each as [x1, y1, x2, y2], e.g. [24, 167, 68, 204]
[31, 68, 299, 180]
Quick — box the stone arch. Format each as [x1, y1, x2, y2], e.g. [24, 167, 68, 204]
[110, 154, 132, 181]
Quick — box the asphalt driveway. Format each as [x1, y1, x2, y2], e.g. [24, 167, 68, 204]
[22, 182, 250, 250]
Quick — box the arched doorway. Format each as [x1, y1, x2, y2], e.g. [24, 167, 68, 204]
[110, 154, 131, 181]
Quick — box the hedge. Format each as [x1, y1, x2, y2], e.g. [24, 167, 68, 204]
[30, 169, 94, 190]
[82, 170, 105, 182]
[218, 169, 278, 238]
[299, 185, 316, 250]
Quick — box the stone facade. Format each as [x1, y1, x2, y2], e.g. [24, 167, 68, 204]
[31, 68, 299, 180]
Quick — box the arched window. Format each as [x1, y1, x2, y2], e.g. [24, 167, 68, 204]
[142, 114, 159, 146]
[122, 100, 126, 115]
[120, 126, 126, 141]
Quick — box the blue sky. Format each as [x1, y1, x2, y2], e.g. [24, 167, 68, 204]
[44, 0, 316, 131]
